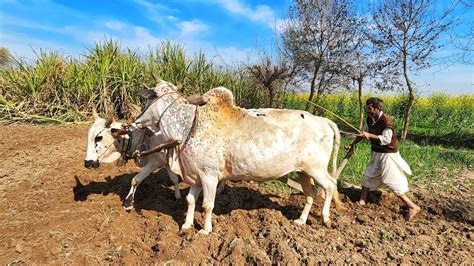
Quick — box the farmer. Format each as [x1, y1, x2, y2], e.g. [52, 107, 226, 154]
[351, 97, 420, 221]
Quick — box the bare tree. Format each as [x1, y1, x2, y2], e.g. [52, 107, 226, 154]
[370, 0, 454, 140]
[449, 0, 473, 64]
[342, 15, 403, 129]
[282, 0, 360, 112]
[245, 56, 291, 108]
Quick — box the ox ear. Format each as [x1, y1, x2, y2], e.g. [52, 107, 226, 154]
[92, 105, 99, 120]
[187, 94, 207, 106]
[110, 128, 127, 138]
[137, 89, 157, 101]
[152, 73, 161, 84]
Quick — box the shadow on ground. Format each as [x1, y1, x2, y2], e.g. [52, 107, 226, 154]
[72, 169, 305, 227]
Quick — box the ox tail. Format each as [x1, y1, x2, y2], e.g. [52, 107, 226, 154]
[326, 119, 340, 179]
[326, 118, 345, 211]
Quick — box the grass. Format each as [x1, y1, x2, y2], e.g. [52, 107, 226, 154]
[0, 39, 265, 123]
[266, 136, 472, 192]
[337, 138, 472, 190]
[286, 92, 474, 146]
[259, 180, 296, 194]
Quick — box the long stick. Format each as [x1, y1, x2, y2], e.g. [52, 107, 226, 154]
[304, 100, 362, 134]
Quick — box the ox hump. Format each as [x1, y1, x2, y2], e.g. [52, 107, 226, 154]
[203, 87, 235, 108]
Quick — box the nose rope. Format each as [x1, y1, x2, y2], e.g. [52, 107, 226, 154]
[95, 132, 134, 164]
[94, 128, 119, 162]
[96, 141, 115, 162]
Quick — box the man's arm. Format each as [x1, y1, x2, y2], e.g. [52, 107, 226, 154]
[359, 128, 393, 144]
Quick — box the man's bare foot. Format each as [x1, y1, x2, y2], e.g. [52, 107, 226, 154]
[405, 206, 421, 221]
[357, 200, 366, 206]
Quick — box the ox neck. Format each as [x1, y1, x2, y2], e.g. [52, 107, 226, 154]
[114, 129, 144, 158]
[154, 93, 195, 143]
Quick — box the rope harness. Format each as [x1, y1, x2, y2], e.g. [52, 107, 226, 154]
[94, 128, 114, 162]
[94, 128, 134, 164]
[120, 132, 133, 161]
[127, 90, 200, 181]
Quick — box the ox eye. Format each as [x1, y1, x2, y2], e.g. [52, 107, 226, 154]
[95, 136, 103, 142]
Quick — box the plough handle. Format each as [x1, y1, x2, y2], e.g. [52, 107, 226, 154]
[334, 140, 357, 179]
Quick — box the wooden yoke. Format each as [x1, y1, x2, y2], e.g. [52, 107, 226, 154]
[131, 139, 182, 159]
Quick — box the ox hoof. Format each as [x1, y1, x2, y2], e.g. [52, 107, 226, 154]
[198, 229, 210, 236]
[181, 223, 193, 230]
[123, 205, 133, 211]
[293, 218, 306, 225]
[323, 219, 332, 228]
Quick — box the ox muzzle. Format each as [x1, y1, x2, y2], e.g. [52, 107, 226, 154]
[84, 160, 100, 169]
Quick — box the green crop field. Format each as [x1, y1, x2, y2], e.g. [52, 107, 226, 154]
[1, 40, 472, 190]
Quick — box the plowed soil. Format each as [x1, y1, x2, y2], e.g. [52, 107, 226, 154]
[0, 124, 472, 264]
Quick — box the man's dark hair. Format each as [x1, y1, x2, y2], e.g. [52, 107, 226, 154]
[366, 97, 384, 110]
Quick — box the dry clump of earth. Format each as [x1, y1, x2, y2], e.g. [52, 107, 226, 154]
[0, 124, 472, 264]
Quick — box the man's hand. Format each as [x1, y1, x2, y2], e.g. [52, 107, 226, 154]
[359, 131, 370, 138]
[359, 131, 373, 140]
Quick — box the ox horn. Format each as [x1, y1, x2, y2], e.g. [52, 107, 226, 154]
[92, 105, 99, 120]
[176, 83, 183, 92]
[105, 113, 114, 128]
[152, 73, 161, 84]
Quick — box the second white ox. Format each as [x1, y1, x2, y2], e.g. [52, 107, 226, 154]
[133, 79, 342, 235]
[84, 110, 181, 209]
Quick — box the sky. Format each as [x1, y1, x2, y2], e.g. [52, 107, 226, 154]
[0, 0, 473, 95]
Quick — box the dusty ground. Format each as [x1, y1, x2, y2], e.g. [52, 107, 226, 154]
[0, 124, 472, 264]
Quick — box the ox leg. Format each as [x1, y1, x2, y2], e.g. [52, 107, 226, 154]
[306, 169, 335, 227]
[165, 167, 181, 199]
[199, 179, 218, 235]
[294, 172, 317, 225]
[181, 185, 202, 230]
[317, 184, 345, 212]
[123, 162, 160, 211]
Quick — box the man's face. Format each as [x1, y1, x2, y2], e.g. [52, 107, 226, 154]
[366, 104, 380, 118]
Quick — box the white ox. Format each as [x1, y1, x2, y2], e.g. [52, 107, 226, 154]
[84, 109, 181, 209]
[133, 79, 343, 235]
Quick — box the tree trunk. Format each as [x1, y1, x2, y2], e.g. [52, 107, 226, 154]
[268, 88, 274, 108]
[357, 77, 364, 130]
[312, 70, 327, 115]
[311, 87, 323, 115]
[305, 70, 318, 111]
[401, 55, 414, 141]
[311, 81, 323, 116]
[305, 57, 322, 111]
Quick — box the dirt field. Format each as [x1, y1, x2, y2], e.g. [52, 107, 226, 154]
[0, 124, 472, 264]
